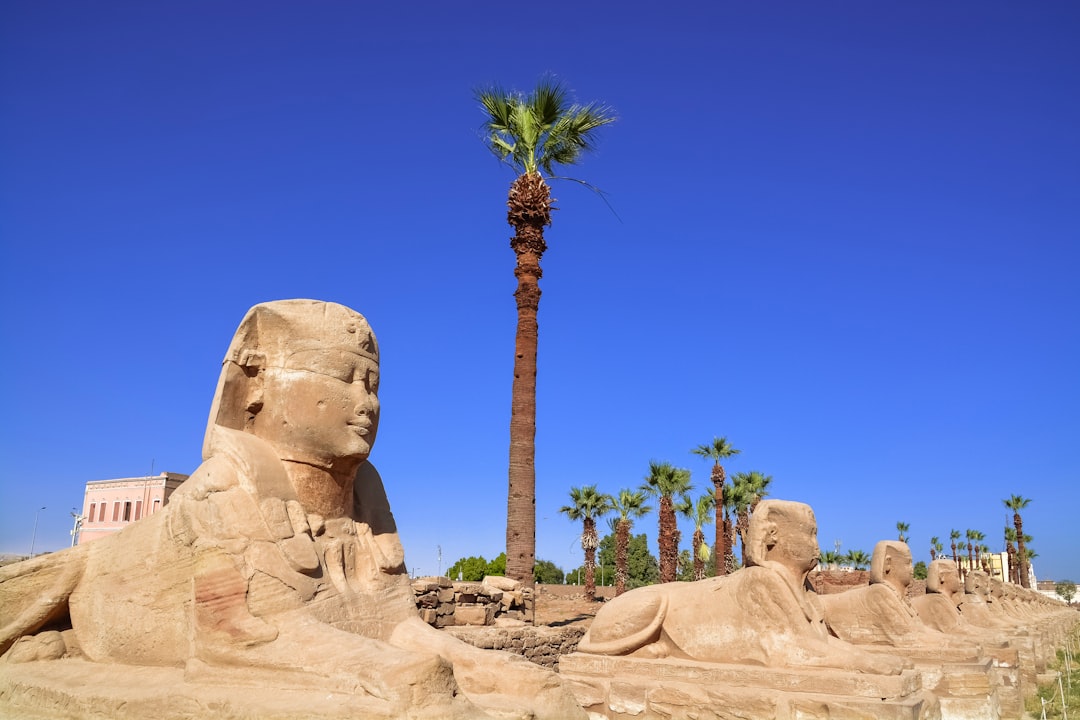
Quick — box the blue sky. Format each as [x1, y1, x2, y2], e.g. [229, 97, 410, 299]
[2, 2, 1077, 582]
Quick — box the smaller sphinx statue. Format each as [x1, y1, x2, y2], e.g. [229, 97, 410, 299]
[821, 540, 977, 653]
[576, 499, 904, 675]
[959, 571, 1016, 630]
[911, 559, 968, 633]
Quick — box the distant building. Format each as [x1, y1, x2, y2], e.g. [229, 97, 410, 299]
[77, 472, 188, 545]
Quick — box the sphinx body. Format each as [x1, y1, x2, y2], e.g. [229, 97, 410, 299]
[578, 500, 904, 675]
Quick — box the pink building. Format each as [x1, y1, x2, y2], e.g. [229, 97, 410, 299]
[77, 472, 188, 545]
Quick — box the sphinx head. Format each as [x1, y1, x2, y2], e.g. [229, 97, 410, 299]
[746, 500, 819, 574]
[204, 300, 380, 469]
[870, 540, 914, 592]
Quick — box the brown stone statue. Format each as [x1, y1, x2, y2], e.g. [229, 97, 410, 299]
[0, 300, 584, 719]
[576, 499, 904, 674]
[959, 570, 1015, 630]
[822, 540, 976, 651]
[911, 559, 968, 633]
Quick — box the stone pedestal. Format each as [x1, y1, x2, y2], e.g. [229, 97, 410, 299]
[559, 653, 940, 720]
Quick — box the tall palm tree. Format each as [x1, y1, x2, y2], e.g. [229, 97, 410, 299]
[641, 461, 693, 583]
[1003, 495, 1032, 588]
[683, 494, 715, 581]
[950, 529, 961, 567]
[558, 485, 613, 601]
[730, 471, 771, 566]
[1003, 526, 1018, 584]
[691, 437, 740, 576]
[970, 530, 986, 569]
[896, 521, 910, 543]
[929, 536, 941, 561]
[610, 489, 651, 596]
[478, 78, 615, 587]
[964, 529, 979, 571]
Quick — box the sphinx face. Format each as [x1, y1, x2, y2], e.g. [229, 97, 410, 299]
[254, 348, 380, 466]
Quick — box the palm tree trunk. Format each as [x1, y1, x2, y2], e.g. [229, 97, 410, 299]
[615, 519, 629, 596]
[692, 528, 705, 581]
[712, 463, 726, 576]
[583, 517, 597, 601]
[737, 509, 750, 567]
[967, 542, 973, 571]
[504, 172, 551, 590]
[659, 495, 677, 583]
[723, 514, 735, 573]
[1014, 513, 1029, 588]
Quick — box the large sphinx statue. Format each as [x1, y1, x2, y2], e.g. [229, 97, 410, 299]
[1, 300, 584, 719]
[577, 499, 903, 674]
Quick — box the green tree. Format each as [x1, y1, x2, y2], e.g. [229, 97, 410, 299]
[676, 549, 695, 582]
[533, 559, 564, 584]
[929, 536, 943, 562]
[686, 493, 715, 581]
[597, 532, 659, 589]
[1003, 495, 1032, 588]
[609, 489, 651, 596]
[967, 526, 984, 569]
[447, 555, 492, 582]
[690, 437, 741, 576]
[729, 471, 771, 566]
[487, 552, 507, 576]
[819, 550, 842, 570]
[913, 561, 928, 580]
[477, 78, 616, 588]
[1004, 527, 1018, 584]
[896, 521, 910, 543]
[641, 461, 693, 583]
[845, 549, 871, 570]
[1055, 580, 1076, 605]
[559, 485, 613, 601]
[950, 529, 961, 567]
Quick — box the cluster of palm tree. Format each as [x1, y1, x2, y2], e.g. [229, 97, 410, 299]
[932, 495, 1034, 588]
[559, 436, 775, 600]
[689, 437, 773, 575]
[819, 548, 871, 571]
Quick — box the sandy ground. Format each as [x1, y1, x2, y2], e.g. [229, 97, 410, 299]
[533, 584, 612, 628]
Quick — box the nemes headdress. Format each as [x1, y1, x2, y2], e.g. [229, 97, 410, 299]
[204, 300, 379, 458]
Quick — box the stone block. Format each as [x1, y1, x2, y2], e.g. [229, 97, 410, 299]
[418, 608, 436, 625]
[454, 604, 495, 627]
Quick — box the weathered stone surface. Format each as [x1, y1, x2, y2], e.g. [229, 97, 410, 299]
[0, 300, 585, 720]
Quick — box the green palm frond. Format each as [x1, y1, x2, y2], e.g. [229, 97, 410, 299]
[559, 484, 613, 522]
[476, 75, 615, 177]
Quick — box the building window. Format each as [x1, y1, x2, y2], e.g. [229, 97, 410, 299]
[123, 502, 132, 522]
[89, 503, 96, 523]
[113, 502, 120, 522]
[98, 504, 106, 522]
[153, 498, 161, 514]
[135, 500, 143, 521]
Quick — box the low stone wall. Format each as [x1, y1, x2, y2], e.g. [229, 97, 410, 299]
[412, 575, 532, 627]
[444, 625, 587, 670]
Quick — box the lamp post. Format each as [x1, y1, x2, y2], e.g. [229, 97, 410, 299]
[29, 506, 46, 557]
[69, 508, 84, 547]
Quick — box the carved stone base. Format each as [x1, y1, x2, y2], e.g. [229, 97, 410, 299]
[559, 653, 941, 720]
[0, 658, 475, 720]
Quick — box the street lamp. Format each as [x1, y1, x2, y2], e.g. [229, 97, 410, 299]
[69, 508, 84, 547]
[29, 506, 46, 558]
